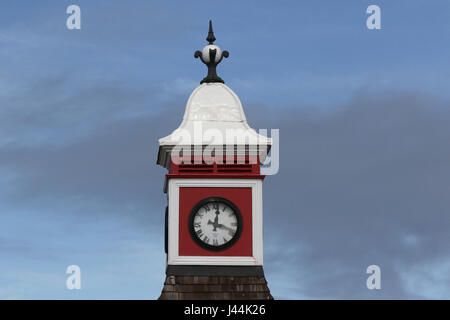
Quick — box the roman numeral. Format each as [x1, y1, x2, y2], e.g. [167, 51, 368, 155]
[204, 205, 210, 211]
[223, 237, 228, 243]
[196, 230, 203, 238]
[203, 236, 210, 244]
[212, 203, 219, 210]
[193, 222, 201, 229]
[213, 239, 218, 246]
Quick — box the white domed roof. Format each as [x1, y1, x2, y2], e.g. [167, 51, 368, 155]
[159, 83, 271, 146]
[157, 83, 271, 167]
[183, 82, 246, 122]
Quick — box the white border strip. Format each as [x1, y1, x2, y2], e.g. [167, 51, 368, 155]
[167, 178, 263, 266]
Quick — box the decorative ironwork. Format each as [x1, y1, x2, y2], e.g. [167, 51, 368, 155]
[194, 20, 229, 84]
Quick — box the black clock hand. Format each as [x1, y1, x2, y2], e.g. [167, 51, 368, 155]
[216, 223, 235, 233]
[207, 215, 220, 231]
[212, 208, 220, 231]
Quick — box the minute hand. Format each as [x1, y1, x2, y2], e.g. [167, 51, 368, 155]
[216, 224, 235, 233]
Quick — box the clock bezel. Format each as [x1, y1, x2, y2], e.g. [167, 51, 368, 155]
[188, 196, 243, 252]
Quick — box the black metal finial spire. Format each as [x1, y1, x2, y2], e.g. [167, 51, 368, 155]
[206, 20, 216, 44]
[194, 20, 229, 84]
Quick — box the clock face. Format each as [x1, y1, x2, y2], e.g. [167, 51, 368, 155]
[188, 197, 243, 251]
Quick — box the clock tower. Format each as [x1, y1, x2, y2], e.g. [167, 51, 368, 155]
[157, 21, 273, 300]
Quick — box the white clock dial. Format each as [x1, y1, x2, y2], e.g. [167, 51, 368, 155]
[189, 198, 242, 250]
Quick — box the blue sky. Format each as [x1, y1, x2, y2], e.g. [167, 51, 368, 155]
[1, 0, 450, 299]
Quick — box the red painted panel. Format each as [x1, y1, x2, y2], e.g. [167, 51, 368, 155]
[179, 187, 252, 257]
[170, 156, 261, 176]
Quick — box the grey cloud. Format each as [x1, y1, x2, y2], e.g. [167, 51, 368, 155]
[252, 91, 450, 299]
[0, 73, 174, 147]
[1, 82, 450, 298]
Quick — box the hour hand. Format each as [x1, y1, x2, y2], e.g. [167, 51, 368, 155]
[207, 219, 218, 231]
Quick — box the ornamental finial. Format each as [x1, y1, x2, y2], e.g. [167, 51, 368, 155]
[194, 20, 229, 84]
[206, 20, 216, 44]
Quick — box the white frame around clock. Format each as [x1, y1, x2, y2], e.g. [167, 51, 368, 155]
[167, 178, 263, 266]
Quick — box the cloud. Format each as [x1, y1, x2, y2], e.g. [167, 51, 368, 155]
[256, 91, 450, 299]
[1, 0, 450, 300]
[0, 73, 179, 298]
[2, 81, 450, 299]
[400, 257, 450, 299]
